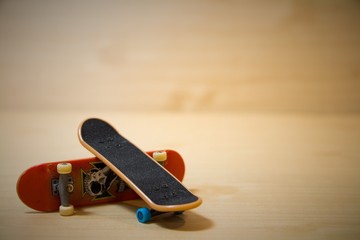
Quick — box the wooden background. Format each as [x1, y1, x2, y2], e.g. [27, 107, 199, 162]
[0, 0, 359, 113]
[0, 1, 359, 239]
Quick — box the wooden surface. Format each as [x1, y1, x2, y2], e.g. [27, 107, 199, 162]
[0, 0, 359, 113]
[1, 111, 360, 239]
[1, 0, 360, 239]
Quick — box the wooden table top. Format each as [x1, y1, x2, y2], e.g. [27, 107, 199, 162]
[1, 111, 359, 239]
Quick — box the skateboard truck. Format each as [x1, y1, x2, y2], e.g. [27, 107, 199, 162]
[136, 208, 184, 223]
[56, 163, 74, 216]
[135, 151, 170, 223]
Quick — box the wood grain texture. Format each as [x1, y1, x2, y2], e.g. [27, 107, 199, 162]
[0, 0, 359, 113]
[1, 110, 360, 239]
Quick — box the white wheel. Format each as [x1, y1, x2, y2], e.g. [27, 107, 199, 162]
[59, 204, 74, 216]
[153, 151, 167, 162]
[57, 163, 72, 174]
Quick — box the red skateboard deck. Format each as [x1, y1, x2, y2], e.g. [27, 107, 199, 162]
[17, 150, 185, 212]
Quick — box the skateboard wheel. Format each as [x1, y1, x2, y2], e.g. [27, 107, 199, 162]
[136, 208, 151, 223]
[59, 204, 74, 216]
[57, 163, 72, 174]
[153, 151, 167, 162]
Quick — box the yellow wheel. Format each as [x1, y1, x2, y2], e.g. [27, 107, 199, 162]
[57, 163, 72, 174]
[153, 151, 167, 163]
[59, 204, 74, 216]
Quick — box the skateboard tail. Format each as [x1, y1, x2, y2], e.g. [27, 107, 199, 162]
[16, 163, 60, 212]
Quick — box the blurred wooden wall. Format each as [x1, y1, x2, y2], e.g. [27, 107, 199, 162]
[0, 0, 359, 113]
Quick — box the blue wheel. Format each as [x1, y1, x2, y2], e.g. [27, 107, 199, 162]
[136, 208, 151, 223]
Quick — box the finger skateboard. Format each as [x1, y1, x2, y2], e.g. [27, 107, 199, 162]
[78, 118, 202, 223]
[17, 149, 185, 215]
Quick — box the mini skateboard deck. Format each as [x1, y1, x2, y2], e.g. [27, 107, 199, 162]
[17, 150, 185, 213]
[78, 118, 202, 223]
